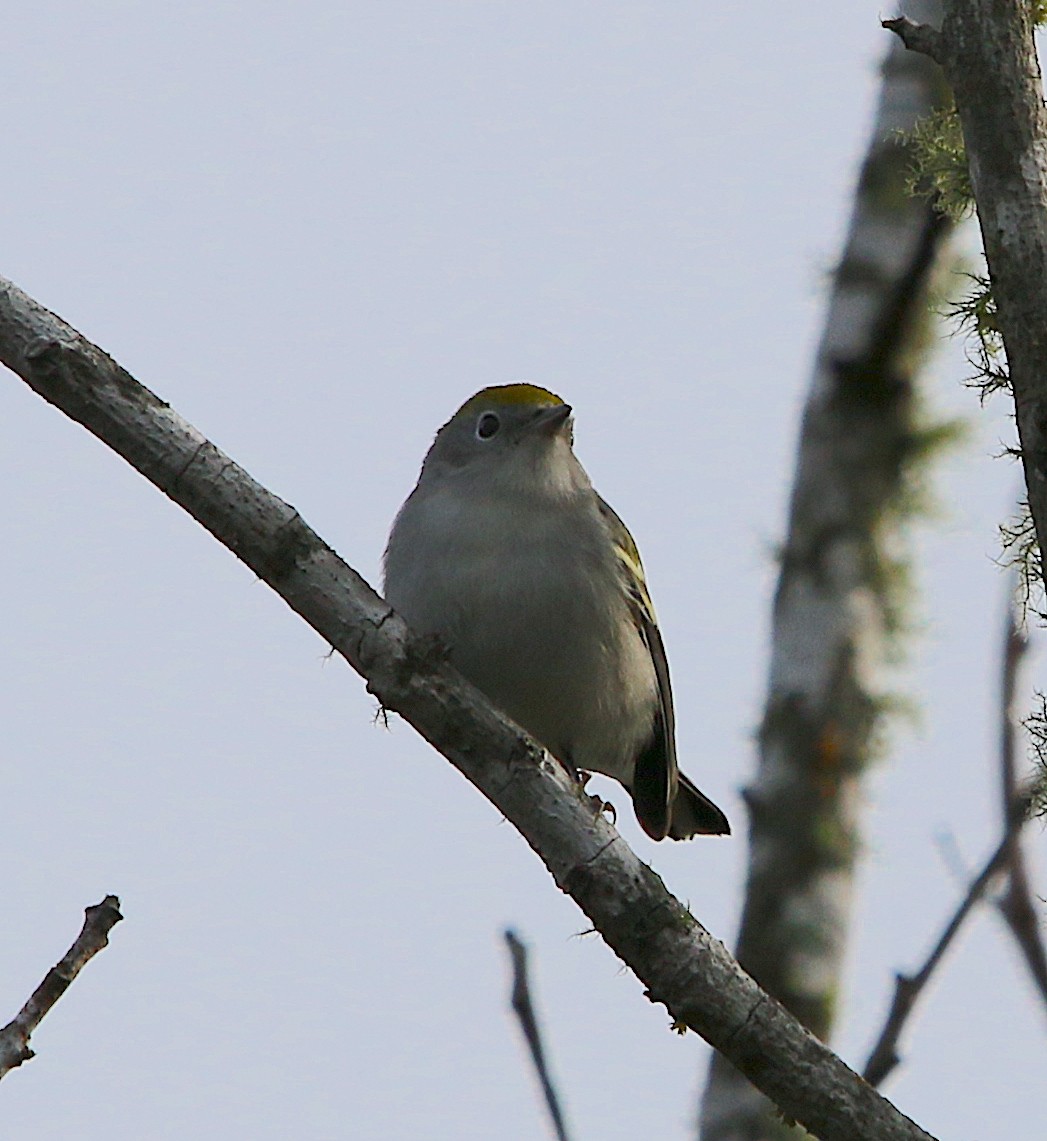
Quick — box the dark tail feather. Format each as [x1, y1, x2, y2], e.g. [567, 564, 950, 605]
[668, 773, 730, 840]
[630, 715, 675, 841]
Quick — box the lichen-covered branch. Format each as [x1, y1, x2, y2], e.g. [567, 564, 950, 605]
[699, 4, 955, 1138]
[887, 0, 1047, 608]
[0, 276, 938, 1141]
[0, 895, 123, 1080]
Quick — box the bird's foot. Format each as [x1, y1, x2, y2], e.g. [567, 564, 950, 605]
[587, 793, 617, 826]
[561, 765, 616, 824]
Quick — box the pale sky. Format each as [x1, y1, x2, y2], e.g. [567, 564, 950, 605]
[2, 4, 1044, 1139]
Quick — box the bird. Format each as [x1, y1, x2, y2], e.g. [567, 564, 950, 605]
[383, 383, 729, 841]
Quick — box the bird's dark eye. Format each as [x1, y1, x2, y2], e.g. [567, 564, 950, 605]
[476, 411, 501, 440]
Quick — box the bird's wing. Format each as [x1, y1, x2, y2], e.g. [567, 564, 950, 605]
[597, 497, 678, 840]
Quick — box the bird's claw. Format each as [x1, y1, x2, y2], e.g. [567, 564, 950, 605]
[587, 793, 616, 825]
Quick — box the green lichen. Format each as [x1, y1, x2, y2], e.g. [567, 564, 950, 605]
[1000, 499, 1046, 621]
[899, 105, 974, 221]
[1024, 692, 1047, 814]
[941, 272, 1010, 399]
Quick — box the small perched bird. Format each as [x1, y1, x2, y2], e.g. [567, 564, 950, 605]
[383, 384, 729, 841]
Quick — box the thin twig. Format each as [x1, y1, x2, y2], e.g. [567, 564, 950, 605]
[996, 837, 1047, 999]
[862, 837, 1009, 1086]
[504, 930, 572, 1141]
[0, 895, 123, 1080]
[863, 586, 1041, 1087]
[994, 598, 1047, 1003]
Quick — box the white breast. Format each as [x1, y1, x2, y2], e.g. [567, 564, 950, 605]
[384, 477, 657, 783]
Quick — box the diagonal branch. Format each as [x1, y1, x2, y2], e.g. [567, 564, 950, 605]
[862, 587, 1041, 1087]
[862, 834, 1010, 1087]
[0, 275, 938, 1141]
[0, 895, 123, 1080]
[504, 930, 572, 1141]
[994, 597, 1047, 1004]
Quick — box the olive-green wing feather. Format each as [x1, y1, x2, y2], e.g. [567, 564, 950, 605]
[597, 497, 730, 840]
[597, 497, 677, 840]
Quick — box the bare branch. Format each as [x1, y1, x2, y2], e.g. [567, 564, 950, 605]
[994, 597, 1047, 1003]
[862, 835, 1009, 1086]
[863, 588, 1041, 1087]
[0, 277, 939, 1141]
[996, 816, 1047, 1001]
[504, 930, 571, 1141]
[0, 895, 123, 1080]
[882, 16, 943, 60]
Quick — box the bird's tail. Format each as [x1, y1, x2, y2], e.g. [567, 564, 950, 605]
[668, 773, 730, 840]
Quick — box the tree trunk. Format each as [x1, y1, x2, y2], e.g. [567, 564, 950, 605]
[700, 4, 954, 1137]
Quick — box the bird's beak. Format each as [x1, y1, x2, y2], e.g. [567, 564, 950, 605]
[532, 403, 572, 435]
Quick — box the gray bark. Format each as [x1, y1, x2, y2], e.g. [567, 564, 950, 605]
[939, 2, 1047, 595]
[0, 275, 941, 1141]
[0, 897, 123, 1080]
[888, 0, 1047, 596]
[700, 4, 954, 1138]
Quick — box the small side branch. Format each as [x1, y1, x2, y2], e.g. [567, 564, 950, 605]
[995, 843, 1047, 1002]
[994, 602, 1047, 1004]
[864, 588, 1041, 1086]
[862, 836, 1009, 1086]
[0, 895, 123, 1080]
[504, 930, 572, 1141]
[882, 16, 942, 60]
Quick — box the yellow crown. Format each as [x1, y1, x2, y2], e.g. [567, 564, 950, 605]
[460, 383, 565, 413]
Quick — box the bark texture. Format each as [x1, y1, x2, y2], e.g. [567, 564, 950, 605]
[938, 2, 1047, 597]
[700, 5, 953, 1138]
[0, 896, 123, 1079]
[889, 0, 1047, 594]
[0, 276, 940, 1141]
